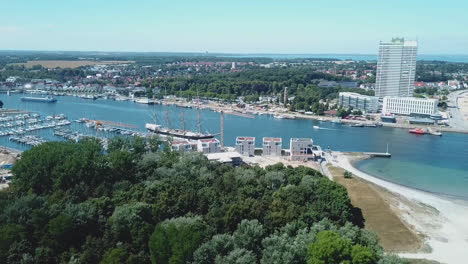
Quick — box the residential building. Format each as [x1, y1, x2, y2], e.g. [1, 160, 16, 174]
[338, 92, 379, 113]
[375, 38, 418, 97]
[290, 138, 314, 161]
[170, 140, 195, 152]
[197, 138, 221, 154]
[262, 137, 282, 156]
[382, 97, 438, 116]
[235, 137, 255, 156]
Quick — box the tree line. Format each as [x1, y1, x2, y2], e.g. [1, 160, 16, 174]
[0, 137, 407, 263]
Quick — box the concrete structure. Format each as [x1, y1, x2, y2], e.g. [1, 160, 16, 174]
[206, 151, 243, 166]
[338, 92, 379, 113]
[262, 137, 282, 156]
[235, 137, 255, 156]
[170, 140, 195, 152]
[289, 138, 314, 161]
[284, 87, 288, 107]
[382, 97, 438, 116]
[197, 138, 221, 154]
[375, 38, 418, 98]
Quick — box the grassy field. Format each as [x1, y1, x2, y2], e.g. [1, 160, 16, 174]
[10, 60, 133, 69]
[328, 165, 423, 253]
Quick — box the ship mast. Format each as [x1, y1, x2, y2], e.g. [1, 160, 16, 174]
[180, 111, 185, 131]
[165, 110, 170, 129]
[197, 90, 202, 134]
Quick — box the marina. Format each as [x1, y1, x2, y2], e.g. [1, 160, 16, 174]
[0, 93, 467, 199]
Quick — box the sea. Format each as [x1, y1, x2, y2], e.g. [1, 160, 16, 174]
[1, 93, 468, 199]
[227, 54, 468, 63]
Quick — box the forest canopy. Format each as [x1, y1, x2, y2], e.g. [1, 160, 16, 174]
[0, 138, 406, 263]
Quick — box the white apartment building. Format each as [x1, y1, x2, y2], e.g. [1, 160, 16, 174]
[262, 137, 282, 156]
[290, 138, 314, 161]
[338, 92, 379, 113]
[382, 97, 438, 116]
[171, 140, 195, 152]
[235, 137, 255, 156]
[375, 38, 418, 98]
[197, 138, 221, 154]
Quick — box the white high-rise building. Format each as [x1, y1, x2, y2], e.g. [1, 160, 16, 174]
[375, 38, 418, 98]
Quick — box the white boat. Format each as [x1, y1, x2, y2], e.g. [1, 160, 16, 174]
[313, 125, 320, 129]
[274, 115, 285, 119]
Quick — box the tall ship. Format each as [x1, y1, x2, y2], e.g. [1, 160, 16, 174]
[146, 99, 214, 140]
[21, 96, 57, 103]
[145, 123, 214, 140]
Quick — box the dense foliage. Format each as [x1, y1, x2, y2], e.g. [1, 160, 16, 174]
[0, 138, 406, 263]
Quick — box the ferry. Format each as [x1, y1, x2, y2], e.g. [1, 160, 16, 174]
[409, 128, 425, 135]
[21, 96, 57, 103]
[145, 123, 214, 140]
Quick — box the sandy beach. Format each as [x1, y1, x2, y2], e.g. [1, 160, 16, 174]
[328, 151, 468, 264]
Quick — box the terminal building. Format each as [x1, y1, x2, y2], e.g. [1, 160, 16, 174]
[235, 137, 255, 156]
[262, 137, 282, 156]
[338, 92, 379, 113]
[382, 97, 438, 116]
[289, 138, 314, 161]
[197, 138, 221, 154]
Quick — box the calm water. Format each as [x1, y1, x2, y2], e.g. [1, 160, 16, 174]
[1, 93, 468, 199]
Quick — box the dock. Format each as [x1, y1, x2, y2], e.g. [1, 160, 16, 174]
[363, 152, 392, 158]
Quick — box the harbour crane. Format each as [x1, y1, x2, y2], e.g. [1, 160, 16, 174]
[219, 110, 255, 148]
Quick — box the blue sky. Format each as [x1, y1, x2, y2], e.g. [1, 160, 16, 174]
[1, 0, 467, 54]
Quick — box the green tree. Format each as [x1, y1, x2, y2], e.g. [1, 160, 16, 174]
[149, 216, 209, 264]
[307, 231, 352, 264]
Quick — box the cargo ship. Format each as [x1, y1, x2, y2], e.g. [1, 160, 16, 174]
[145, 123, 214, 140]
[21, 96, 57, 103]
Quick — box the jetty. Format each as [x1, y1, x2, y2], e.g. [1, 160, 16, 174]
[363, 152, 392, 158]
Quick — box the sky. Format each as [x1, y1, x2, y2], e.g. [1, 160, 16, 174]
[1, 0, 467, 54]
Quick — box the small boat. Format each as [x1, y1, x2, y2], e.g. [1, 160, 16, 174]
[274, 115, 285, 119]
[21, 96, 57, 103]
[409, 128, 425, 135]
[350, 123, 364, 127]
[427, 128, 443, 136]
[313, 125, 320, 129]
[331, 119, 342, 124]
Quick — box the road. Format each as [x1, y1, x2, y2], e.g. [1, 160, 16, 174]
[447, 90, 468, 130]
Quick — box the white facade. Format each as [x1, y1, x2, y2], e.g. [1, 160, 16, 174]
[375, 38, 418, 98]
[383, 97, 438, 115]
[235, 137, 255, 156]
[338, 92, 379, 113]
[171, 140, 195, 152]
[197, 138, 221, 154]
[290, 138, 314, 161]
[262, 137, 282, 156]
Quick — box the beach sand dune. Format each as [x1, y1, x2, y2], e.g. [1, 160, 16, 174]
[329, 152, 468, 264]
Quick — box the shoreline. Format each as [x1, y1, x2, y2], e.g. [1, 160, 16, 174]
[349, 154, 468, 201]
[329, 151, 468, 264]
